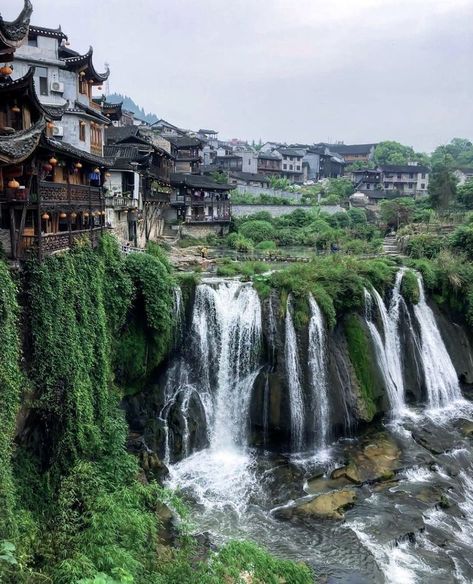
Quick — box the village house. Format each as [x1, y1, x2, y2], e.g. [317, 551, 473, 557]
[104, 124, 174, 245]
[169, 172, 232, 237]
[352, 164, 429, 196]
[319, 142, 377, 165]
[257, 151, 282, 177]
[275, 147, 305, 183]
[0, 2, 109, 261]
[454, 167, 473, 186]
[168, 135, 202, 174]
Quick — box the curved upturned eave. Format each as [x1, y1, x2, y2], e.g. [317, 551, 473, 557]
[0, 116, 45, 165]
[0, 68, 67, 121]
[63, 46, 110, 83]
[0, 0, 33, 47]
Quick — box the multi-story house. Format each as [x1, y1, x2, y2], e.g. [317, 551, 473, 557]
[13, 25, 111, 157]
[454, 167, 473, 186]
[301, 145, 345, 181]
[352, 164, 429, 196]
[257, 151, 282, 176]
[276, 147, 305, 183]
[105, 125, 174, 245]
[0, 10, 108, 261]
[168, 136, 202, 174]
[170, 173, 232, 237]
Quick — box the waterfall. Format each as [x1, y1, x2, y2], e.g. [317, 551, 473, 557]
[413, 274, 463, 409]
[285, 296, 305, 451]
[191, 281, 262, 450]
[172, 286, 185, 345]
[308, 294, 330, 449]
[364, 270, 407, 417]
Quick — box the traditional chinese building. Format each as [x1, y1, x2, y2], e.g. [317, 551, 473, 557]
[0, 1, 109, 261]
[169, 173, 231, 237]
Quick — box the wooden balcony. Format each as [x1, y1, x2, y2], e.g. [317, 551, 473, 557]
[21, 227, 105, 258]
[38, 181, 103, 206]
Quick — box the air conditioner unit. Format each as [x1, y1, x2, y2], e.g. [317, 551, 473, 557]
[52, 125, 64, 137]
[50, 81, 64, 93]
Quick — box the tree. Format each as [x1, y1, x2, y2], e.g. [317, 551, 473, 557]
[457, 179, 473, 209]
[373, 141, 429, 166]
[379, 198, 416, 228]
[431, 138, 473, 168]
[429, 163, 458, 209]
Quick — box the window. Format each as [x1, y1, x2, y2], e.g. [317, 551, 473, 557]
[283, 164, 287, 170]
[248, 159, 251, 166]
[397, 174, 402, 179]
[28, 38, 38, 47]
[289, 164, 293, 170]
[421, 173, 426, 179]
[79, 121, 86, 141]
[296, 165, 301, 171]
[35, 66, 48, 96]
[421, 183, 425, 189]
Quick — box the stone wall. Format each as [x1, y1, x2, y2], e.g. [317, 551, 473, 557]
[232, 204, 345, 218]
[181, 223, 230, 238]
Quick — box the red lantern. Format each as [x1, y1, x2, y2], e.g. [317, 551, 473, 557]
[8, 179, 20, 189]
[0, 64, 13, 76]
[49, 156, 58, 166]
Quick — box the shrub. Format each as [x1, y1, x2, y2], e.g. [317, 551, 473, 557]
[405, 234, 445, 259]
[239, 220, 275, 243]
[400, 270, 420, 304]
[255, 240, 277, 251]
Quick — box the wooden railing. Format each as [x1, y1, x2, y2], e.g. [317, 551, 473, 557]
[39, 181, 103, 206]
[21, 227, 104, 258]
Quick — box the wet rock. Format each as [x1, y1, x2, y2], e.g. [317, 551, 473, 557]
[306, 475, 353, 495]
[278, 489, 357, 520]
[410, 427, 458, 455]
[127, 433, 170, 483]
[297, 489, 357, 519]
[457, 418, 473, 438]
[330, 433, 401, 485]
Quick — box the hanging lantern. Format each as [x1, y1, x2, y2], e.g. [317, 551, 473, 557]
[7, 179, 20, 189]
[74, 162, 83, 169]
[70, 212, 77, 219]
[83, 212, 89, 217]
[101, 210, 106, 216]
[93, 167, 100, 173]
[0, 64, 13, 76]
[47, 121, 55, 130]
[105, 172, 111, 178]
[43, 163, 53, 173]
[11, 104, 21, 113]
[80, 71, 86, 77]
[59, 212, 67, 219]
[42, 213, 50, 220]
[49, 156, 58, 166]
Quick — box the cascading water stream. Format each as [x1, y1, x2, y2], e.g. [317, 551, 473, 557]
[364, 270, 407, 417]
[308, 294, 330, 450]
[413, 274, 463, 410]
[285, 296, 305, 451]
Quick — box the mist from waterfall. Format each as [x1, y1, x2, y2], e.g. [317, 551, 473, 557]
[308, 294, 330, 449]
[413, 274, 463, 410]
[364, 270, 407, 417]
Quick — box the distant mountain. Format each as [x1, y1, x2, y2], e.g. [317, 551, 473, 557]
[106, 93, 159, 125]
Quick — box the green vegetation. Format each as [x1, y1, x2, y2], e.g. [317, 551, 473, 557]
[0, 234, 313, 583]
[216, 259, 268, 279]
[400, 269, 420, 304]
[230, 192, 297, 205]
[373, 140, 429, 166]
[344, 314, 379, 421]
[229, 207, 382, 254]
[266, 255, 396, 328]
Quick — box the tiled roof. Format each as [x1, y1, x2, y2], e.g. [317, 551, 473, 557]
[229, 171, 270, 183]
[0, 116, 44, 164]
[63, 46, 110, 82]
[277, 147, 305, 157]
[321, 143, 377, 155]
[105, 125, 141, 144]
[0, 1, 32, 52]
[168, 136, 202, 148]
[70, 100, 111, 124]
[380, 164, 429, 174]
[0, 68, 66, 120]
[42, 136, 113, 166]
[257, 151, 282, 160]
[170, 173, 232, 191]
[28, 24, 67, 41]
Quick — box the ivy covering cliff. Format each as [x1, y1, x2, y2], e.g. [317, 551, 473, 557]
[0, 235, 312, 584]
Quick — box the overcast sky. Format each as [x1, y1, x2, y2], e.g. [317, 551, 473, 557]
[5, 0, 473, 152]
